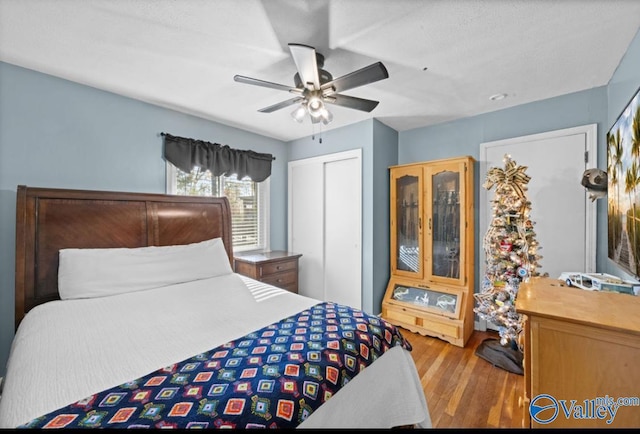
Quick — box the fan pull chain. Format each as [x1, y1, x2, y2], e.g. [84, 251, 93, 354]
[311, 122, 324, 144]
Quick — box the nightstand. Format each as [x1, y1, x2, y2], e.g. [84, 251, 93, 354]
[234, 251, 302, 293]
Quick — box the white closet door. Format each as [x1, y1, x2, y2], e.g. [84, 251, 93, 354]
[324, 157, 361, 309]
[288, 149, 362, 309]
[290, 163, 325, 301]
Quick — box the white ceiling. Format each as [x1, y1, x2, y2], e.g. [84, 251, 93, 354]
[1, 0, 639, 142]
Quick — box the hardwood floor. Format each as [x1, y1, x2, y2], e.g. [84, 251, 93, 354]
[404, 329, 525, 429]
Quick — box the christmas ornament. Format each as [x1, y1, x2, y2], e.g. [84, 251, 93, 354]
[499, 240, 513, 252]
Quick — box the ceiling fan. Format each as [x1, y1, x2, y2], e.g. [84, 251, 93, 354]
[234, 43, 389, 125]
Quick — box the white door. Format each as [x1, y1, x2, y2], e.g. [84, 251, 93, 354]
[480, 124, 597, 283]
[289, 163, 324, 301]
[288, 149, 362, 309]
[324, 158, 361, 308]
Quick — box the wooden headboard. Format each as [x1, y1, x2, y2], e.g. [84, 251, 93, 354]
[14, 185, 233, 329]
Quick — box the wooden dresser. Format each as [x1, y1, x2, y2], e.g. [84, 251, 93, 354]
[234, 251, 302, 293]
[516, 277, 640, 428]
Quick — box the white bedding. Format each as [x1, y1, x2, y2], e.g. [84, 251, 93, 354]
[0, 274, 431, 429]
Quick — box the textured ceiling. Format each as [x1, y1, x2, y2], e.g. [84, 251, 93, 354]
[1, 0, 639, 141]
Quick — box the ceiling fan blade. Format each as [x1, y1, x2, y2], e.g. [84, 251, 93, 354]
[234, 75, 301, 93]
[326, 94, 380, 112]
[289, 43, 320, 90]
[321, 62, 389, 94]
[258, 97, 304, 113]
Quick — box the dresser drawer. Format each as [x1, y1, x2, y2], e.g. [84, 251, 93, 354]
[260, 259, 297, 276]
[261, 269, 297, 287]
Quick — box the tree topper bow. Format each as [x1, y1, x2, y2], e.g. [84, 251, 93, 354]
[483, 155, 531, 199]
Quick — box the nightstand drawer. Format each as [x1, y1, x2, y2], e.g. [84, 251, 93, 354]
[261, 270, 297, 287]
[260, 259, 296, 276]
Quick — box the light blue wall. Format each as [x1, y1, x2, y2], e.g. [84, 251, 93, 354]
[0, 62, 288, 376]
[371, 120, 398, 312]
[288, 120, 372, 161]
[603, 28, 640, 280]
[400, 87, 609, 165]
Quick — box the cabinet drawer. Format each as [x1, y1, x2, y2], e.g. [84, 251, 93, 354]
[384, 308, 417, 326]
[261, 269, 297, 287]
[417, 317, 460, 339]
[260, 260, 296, 276]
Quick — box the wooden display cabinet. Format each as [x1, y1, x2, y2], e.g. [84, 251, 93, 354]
[382, 156, 475, 347]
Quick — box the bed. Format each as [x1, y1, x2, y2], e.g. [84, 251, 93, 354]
[0, 185, 431, 429]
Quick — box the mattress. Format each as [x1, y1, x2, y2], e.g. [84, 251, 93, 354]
[0, 273, 431, 428]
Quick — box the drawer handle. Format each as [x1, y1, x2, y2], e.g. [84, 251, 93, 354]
[277, 279, 282, 283]
[276, 265, 282, 270]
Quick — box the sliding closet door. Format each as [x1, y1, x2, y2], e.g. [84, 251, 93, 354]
[289, 162, 325, 301]
[323, 156, 361, 308]
[288, 149, 362, 309]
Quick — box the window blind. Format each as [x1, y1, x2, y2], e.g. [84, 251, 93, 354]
[173, 167, 266, 252]
[222, 174, 262, 250]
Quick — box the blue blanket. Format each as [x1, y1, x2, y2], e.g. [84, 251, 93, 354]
[19, 302, 411, 429]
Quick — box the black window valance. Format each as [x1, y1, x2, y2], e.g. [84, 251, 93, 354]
[162, 133, 274, 182]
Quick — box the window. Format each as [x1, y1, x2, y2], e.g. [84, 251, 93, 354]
[166, 164, 269, 252]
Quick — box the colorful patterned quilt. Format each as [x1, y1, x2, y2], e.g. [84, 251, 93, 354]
[18, 302, 411, 429]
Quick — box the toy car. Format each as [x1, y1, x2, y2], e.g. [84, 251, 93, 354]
[558, 272, 640, 295]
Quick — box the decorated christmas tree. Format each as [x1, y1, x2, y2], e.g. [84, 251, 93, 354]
[474, 155, 542, 350]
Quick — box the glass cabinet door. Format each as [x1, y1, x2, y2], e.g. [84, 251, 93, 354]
[391, 167, 423, 278]
[390, 283, 462, 319]
[426, 160, 468, 286]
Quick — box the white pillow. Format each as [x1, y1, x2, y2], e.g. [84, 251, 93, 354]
[58, 238, 233, 300]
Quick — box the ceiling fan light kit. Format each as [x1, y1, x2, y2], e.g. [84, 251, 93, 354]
[234, 43, 389, 126]
[291, 104, 307, 123]
[307, 95, 324, 115]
